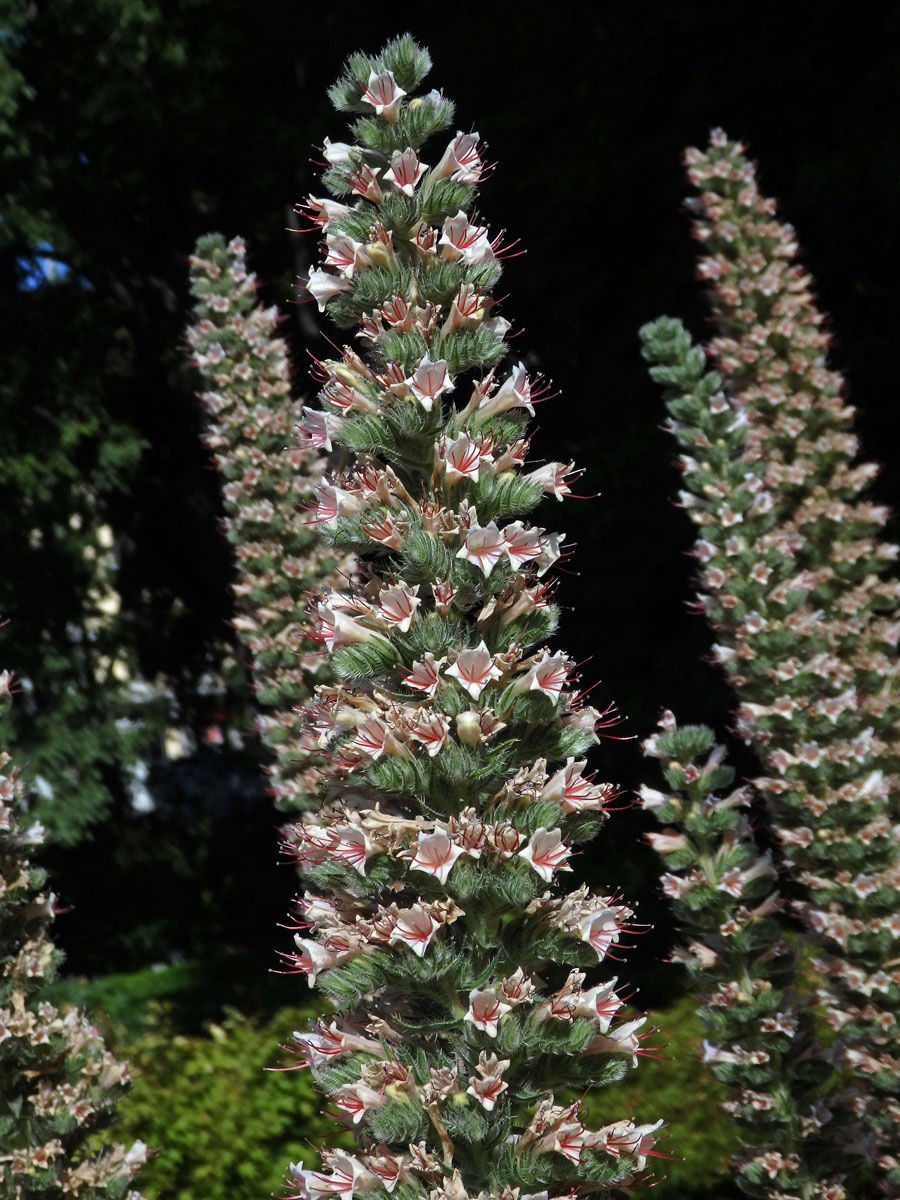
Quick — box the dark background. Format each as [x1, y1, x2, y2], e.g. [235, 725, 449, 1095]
[3, 0, 900, 1011]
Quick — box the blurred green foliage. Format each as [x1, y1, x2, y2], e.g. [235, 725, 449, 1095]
[107, 1003, 347, 1200]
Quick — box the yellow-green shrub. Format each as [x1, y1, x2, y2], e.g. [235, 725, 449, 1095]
[109, 1003, 348, 1200]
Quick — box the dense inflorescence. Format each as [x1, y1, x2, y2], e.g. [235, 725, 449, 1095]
[188, 234, 351, 810]
[279, 35, 665, 1200]
[0, 670, 147, 1200]
[640, 130, 900, 1192]
[642, 715, 854, 1200]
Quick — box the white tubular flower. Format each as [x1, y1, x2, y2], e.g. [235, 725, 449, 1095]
[330, 825, 372, 875]
[405, 355, 454, 411]
[292, 937, 343, 986]
[518, 827, 572, 882]
[325, 233, 370, 277]
[456, 522, 506, 576]
[347, 716, 393, 761]
[360, 70, 406, 120]
[521, 651, 572, 702]
[389, 905, 439, 957]
[445, 642, 503, 699]
[378, 584, 421, 631]
[465, 987, 512, 1037]
[314, 602, 386, 654]
[433, 131, 483, 183]
[304, 195, 352, 229]
[312, 481, 365, 525]
[526, 460, 581, 501]
[322, 138, 354, 165]
[466, 1052, 510, 1111]
[595, 1118, 664, 1172]
[479, 362, 535, 417]
[534, 530, 565, 576]
[588, 1015, 647, 1066]
[575, 979, 623, 1032]
[403, 653, 446, 696]
[579, 906, 627, 961]
[384, 148, 428, 196]
[300, 406, 343, 452]
[502, 521, 546, 570]
[438, 211, 494, 264]
[306, 267, 353, 311]
[408, 711, 450, 757]
[410, 830, 464, 883]
[441, 431, 495, 483]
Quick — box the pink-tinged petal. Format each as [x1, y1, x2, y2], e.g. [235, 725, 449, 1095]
[444, 642, 503, 699]
[526, 460, 583, 501]
[324, 233, 370, 278]
[405, 355, 454, 411]
[410, 830, 464, 883]
[330, 825, 372, 875]
[408, 711, 450, 758]
[441, 431, 495, 483]
[439, 211, 494, 264]
[502, 521, 545, 570]
[389, 906, 438, 957]
[464, 987, 512, 1037]
[384, 148, 428, 197]
[434, 132, 483, 183]
[378, 584, 421, 631]
[306, 268, 353, 312]
[518, 827, 572, 882]
[403, 653, 446, 696]
[360, 70, 406, 119]
[456, 522, 505, 577]
[526, 652, 572, 701]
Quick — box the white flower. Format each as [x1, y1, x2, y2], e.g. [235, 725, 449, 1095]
[526, 461, 580, 501]
[456, 522, 505, 576]
[403, 653, 446, 696]
[465, 987, 511, 1037]
[304, 195, 352, 229]
[325, 233, 370, 277]
[292, 937, 341, 985]
[408, 711, 450, 757]
[479, 362, 535, 416]
[466, 1052, 510, 1111]
[300, 406, 343, 452]
[378, 584, 421, 631]
[575, 979, 623, 1032]
[502, 521, 546, 570]
[534, 530, 565, 576]
[360, 70, 406, 120]
[438, 211, 494, 264]
[405, 355, 454, 410]
[384, 148, 428, 196]
[445, 642, 503, 699]
[518, 827, 572, 882]
[322, 138, 354, 165]
[522, 651, 571, 701]
[441, 431, 494, 483]
[579, 907, 626, 961]
[389, 906, 439, 957]
[410, 830, 464, 883]
[306, 267, 353, 312]
[330, 825, 372, 875]
[434, 131, 483, 183]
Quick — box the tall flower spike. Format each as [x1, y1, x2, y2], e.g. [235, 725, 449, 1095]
[187, 234, 352, 810]
[0, 668, 148, 1200]
[642, 714, 857, 1199]
[640, 129, 900, 1193]
[281, 33, 664, 1200]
